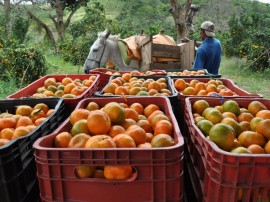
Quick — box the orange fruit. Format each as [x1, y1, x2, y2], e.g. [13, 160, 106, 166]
[174, 79, 186, 91]
[231, 138, 242, 149]
[61, 77, 73, 86]
[215, 106, 224, 113]
[256, 119, 270, 139]
[103, 102, 126, 124]
[221, 118, 242, 137]
[222, 112, 237, 121]
[0, 128, 14, 140]
[264, 140, 270, 153]
[86, 102, 99, 111]
[85, 135, 116, 148]
[75, 165, 96, 178]
[231, 146, 252, 154]
[122, 73, 131, 82]
[104, 165, 133, 180]
[120, 119, 136, 130]
[34, 117, 47, 126]
[256, 110, 270, 119]
[209, 123, 235, 151]
[138, 114, 147, 120]
[71, 119, 91, 136]
[197, 90, 208, 96]
[103, 83, 118, 94]
[154, 120, 173, 136]
[196, 119, 213, 137]
[125, 125, 146, 145]
[239, 121, 250, 132]
[70, 109, 91, 125]
[64, 82, 76, 94]
[145, 132, 154, 143]
[222, 100, 240, 116]
[0, 117, 17, 130]
[93, 168, 105, 179]
[15, 105, 33, 116]
[54, 132, 73, 148]
[150, 114, 170, 129]
[250, 117, 263, 131]
[247, 144, 265, 154]
[205, 84, 218, 93]
[238, 131, 266, 147]
[44, 77, 57, 88]
[34, 103, 49, 114]
[137, 119, 153, 133]
[182, 86, 196, 95]
[129, 103, 144, 115]
[46, 109, 55, 117]
[194, 82, 206, 93]
[192, 100, 210, 115]
[219, 88, 234, 96]
[112, 134, 136, 148]
[111, 78, 123, 86]
[248, 101, 267, 116]
[189, 79, 199, 88]
[237, 112, 254, 123]
[87, 110, 111, 135]
[68, 133, 91, 148]
[147, 110, 164, 123]
[203, 108, 223, 124]
[12, 126, 30, 139]
[147, 81, 161, 92]
[124, 108, 139, 121]
[151, 134, 175, 148]
[71, 86, 86, 96]
[108, 125, 126, 138]
[0, 138, 10, 146]
[30, 108, 46, 123]
[115, 86, 129, 95]
[137, 142, 152, 148]
[144, 104, 160, 118]
[16, 116, 33, 128]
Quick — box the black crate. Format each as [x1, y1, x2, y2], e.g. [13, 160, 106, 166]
[0, 98, 66, 202]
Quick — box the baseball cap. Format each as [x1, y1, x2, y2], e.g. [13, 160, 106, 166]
[201, 21, 215, 37]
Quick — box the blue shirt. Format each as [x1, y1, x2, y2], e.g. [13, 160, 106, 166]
[193, 37, 222, 75]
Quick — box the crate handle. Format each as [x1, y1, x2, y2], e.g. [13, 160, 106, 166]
[73, 165, 138, 182]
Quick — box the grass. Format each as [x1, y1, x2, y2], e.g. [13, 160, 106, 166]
[219, 57, 270, 99]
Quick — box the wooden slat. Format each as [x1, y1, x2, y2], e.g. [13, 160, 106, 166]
[152, 44, 180, 59]
[179, 40, 195, 69]
[139, 36, 152, 47]
[150, 62, 182, 70]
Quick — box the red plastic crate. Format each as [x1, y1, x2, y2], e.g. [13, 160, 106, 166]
[7, 74, 100, 110]
[33, 97, 184, 202]
[166, 68, 222, 78]
[184, 97, 270, 202]
[172, 78, 263, 132]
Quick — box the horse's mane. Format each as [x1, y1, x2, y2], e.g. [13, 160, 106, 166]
[97, 31, 120, 41]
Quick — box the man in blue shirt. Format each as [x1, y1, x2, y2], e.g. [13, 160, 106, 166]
[193, 21, 222, 75]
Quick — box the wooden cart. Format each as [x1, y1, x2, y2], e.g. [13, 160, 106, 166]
[139, 35, 195, 71]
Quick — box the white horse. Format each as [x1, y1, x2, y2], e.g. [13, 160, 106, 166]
[84, 29, 141, 73]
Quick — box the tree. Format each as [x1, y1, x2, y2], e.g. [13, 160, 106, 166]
[27, 0, 89, 47]
[168, 0, 199, 43]
[4, 0, 11, 32]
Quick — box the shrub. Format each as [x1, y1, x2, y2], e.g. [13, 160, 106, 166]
[0, 46, 48, 86]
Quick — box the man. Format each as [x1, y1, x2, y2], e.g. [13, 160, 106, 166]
[193, 21, 222, 75]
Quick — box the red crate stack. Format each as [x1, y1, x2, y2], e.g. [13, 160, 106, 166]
[184, 97, 270, 202]
[33, 97, 184, 202]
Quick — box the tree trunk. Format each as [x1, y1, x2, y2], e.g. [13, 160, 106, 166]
[27, 11, 56, 47]
[168, 0, 193, 43]
[4, 0, 11, 33]
[55, 0, 64, 41]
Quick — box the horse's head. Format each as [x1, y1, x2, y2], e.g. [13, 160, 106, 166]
[84, 29, 111, 73]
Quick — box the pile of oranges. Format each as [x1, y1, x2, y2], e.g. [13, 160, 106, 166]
[103, 70, 165, 76]
[54, 101, 175, 179]
[174, 78, 238, 96]
[102, 72, 172, 96]
[193, 99, 270, 154]
[167, 69, 206, 76]
[32, 75, 97, 98]
[0, 103, 54, 146]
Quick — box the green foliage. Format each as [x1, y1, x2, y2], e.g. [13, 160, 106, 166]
[12, 16, 30, 44]
[0, 46, 48, 86]
[223, 7, 270, 71]
[62, 2, 118, 65]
